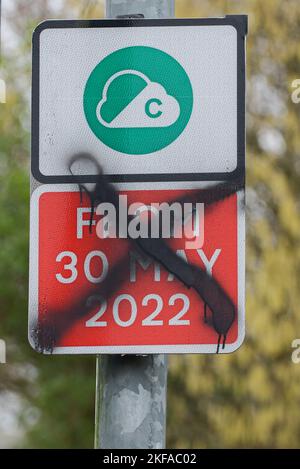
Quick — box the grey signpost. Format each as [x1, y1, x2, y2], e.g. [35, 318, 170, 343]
[106, 0, 174, 18]
[94, 0, 174, 450]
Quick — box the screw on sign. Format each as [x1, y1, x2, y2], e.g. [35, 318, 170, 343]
[29, 17, 246, 355]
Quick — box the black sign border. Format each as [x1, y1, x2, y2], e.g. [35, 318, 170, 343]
[32, 16, 247, 184]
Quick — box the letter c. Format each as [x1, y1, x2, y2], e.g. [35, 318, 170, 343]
[145, 98, 163, 118]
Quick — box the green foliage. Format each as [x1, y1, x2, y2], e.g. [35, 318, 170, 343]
[168, 0, 300, 449]
[1, 0, 300, 449]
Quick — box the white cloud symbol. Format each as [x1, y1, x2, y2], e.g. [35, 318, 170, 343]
[96, 70, 180, 129]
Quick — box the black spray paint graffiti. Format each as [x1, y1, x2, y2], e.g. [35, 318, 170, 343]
[31, 153, 244, 354]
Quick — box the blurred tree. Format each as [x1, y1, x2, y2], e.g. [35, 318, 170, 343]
[168, 0, 300, 449]
[0, 0, 103, 449]
[0, 0, 300, 449]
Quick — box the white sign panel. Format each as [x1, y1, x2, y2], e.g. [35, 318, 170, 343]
[32, 17, 246, 183]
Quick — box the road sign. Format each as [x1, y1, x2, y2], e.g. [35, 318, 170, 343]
[31, 17, 246, 183]
[28, 183, 245, 354]
[29, 16, 246, 355]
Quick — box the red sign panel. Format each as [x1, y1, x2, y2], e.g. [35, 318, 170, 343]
[29, 184, 244, 354]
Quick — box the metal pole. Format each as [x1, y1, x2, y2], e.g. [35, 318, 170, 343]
[106, 0, 175, 19]
[94, 0, 174, 450]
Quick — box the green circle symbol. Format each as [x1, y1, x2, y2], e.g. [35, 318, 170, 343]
[83, 46, 193, 155]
